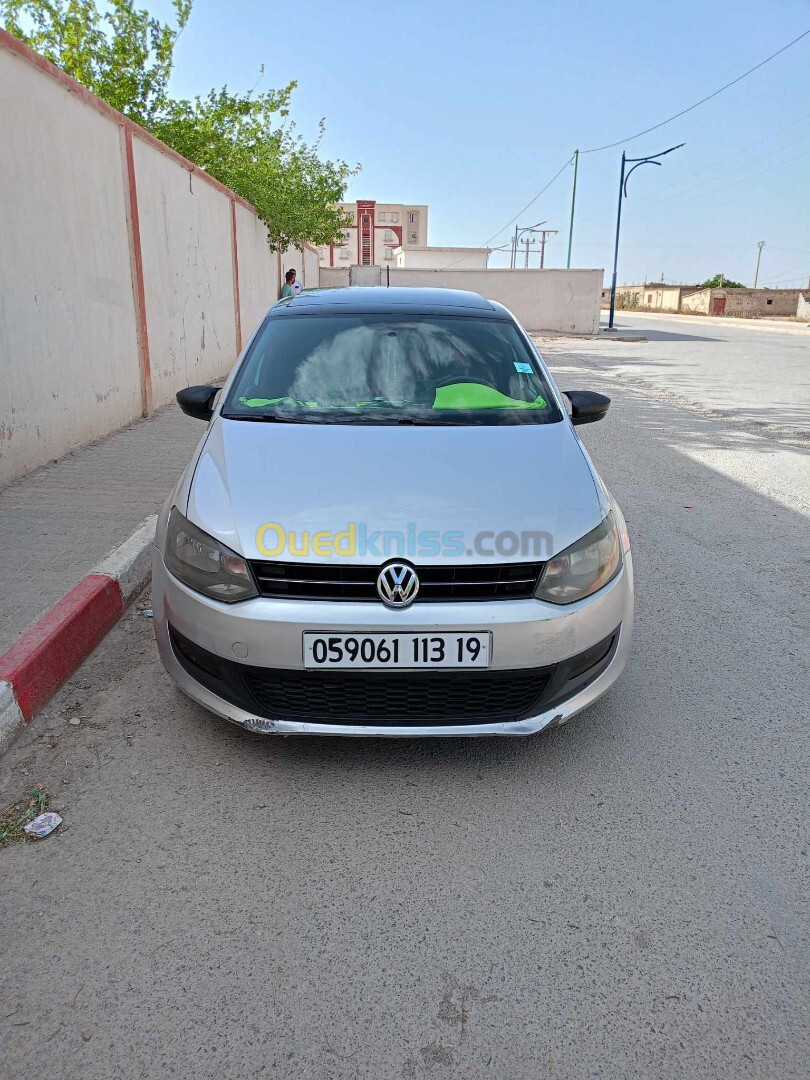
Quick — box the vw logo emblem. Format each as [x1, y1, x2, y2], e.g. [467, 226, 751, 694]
[377, 562, 420, 609]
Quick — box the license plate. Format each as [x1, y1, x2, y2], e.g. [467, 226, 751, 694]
[303, 632, 491, 669]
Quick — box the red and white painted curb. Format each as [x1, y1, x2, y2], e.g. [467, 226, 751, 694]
[0, 515, 157, 754]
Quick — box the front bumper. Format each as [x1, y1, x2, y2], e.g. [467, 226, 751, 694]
[152, 547, 634, 737]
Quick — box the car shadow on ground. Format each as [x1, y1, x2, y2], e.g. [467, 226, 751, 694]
[607, 327, 724, 343]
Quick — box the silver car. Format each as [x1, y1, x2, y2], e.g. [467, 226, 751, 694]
[153, 288, 633, 736]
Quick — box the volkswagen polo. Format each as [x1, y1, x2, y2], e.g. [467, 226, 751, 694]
[153, 287, 633, 736]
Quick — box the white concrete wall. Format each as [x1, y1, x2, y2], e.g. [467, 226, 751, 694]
[320, 267, 351, 288]
[303, 246, 321, 289]
[350, 265, 384, 287]
[798, 294, 810, 321]
[396, 248, 490, 269]
[0, 42, 142, 486]
[235, 203, 278, 340]
[386, 269, 603, 334]
[681, 289, 712, 314]
[0, 31, 289, 485]
[133, 136, 237, 406]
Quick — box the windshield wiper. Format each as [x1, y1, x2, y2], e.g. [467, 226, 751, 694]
[221, 412, 324, 423]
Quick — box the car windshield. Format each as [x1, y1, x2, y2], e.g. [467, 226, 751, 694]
[221, 313, 562, 425]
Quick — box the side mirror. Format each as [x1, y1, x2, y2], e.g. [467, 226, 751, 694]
[176, 385, 219, 421]
[564, 390, 611, 426]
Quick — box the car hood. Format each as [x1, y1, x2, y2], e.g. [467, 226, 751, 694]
[186, 417, 605, 564]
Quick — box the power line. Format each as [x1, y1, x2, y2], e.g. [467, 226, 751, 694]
[620, 129, 810, 215]
[580, 29, 810, 154]
[611, 114, 810, 211]
[761, 261, 810, 284]
[573, 114, 810, 231]
[620, 147, 810, 226]
[481, 159, 571, 245]
[443, 157, 573, 268]
[452, 31, 809, 268]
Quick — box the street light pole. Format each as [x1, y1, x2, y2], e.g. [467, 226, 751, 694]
[608, 142, 685, 330]
[607, 153, 628, 332]
[753, 240, 766, 288]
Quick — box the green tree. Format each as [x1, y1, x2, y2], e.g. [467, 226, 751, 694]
[1, 0, 191, 125]
[700, 273, 745, 289]
[0, 0, 357, 249]
[152, 88, 355, 251]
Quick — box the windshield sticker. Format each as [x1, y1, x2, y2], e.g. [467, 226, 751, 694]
[514, 362, 533, 373]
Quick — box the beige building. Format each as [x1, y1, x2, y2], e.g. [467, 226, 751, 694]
[601, 283, 701, 312]
[318, 200, 428, 267]
[603, 283, 805, 318]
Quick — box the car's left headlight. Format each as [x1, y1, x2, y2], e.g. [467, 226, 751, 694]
[535, 514, 622, 604]
[164, 508, 258, 602]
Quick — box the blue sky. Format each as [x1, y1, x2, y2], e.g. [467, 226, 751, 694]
[163, 0, 810, 286]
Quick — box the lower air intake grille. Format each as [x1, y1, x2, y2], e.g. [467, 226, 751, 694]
[241, 667, 553, 724]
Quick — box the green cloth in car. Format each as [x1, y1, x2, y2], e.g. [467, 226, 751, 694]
[238, 396, 317, 408]
[432, 382, 547, 410]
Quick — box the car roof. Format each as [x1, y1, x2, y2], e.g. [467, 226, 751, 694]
[271, 287, 509, 319]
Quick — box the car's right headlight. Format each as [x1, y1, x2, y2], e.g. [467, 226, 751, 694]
[535, 514, 622, 604]
[164, 508, 258, 602]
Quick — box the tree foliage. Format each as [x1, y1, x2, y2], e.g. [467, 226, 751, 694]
[0, 0, 357, 249]
[700, 273, 745, 289]
[1, 0, 190, 125]
[152, 88, 355, 251]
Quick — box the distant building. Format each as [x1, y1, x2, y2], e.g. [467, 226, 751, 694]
[602, 283, 804, 318]
[394, 246, 491, 269]
[681, 287, 804, 318]
[601, 283, 701, 312]
[318, 200, 428, 267]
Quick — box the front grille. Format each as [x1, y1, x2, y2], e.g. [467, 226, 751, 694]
[249, 560, 544, 602]
[242, 667, 553, 724]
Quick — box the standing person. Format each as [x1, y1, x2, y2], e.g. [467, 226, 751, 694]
[280, 269, 296, 298]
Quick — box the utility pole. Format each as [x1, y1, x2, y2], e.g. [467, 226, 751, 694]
[753, 240, 766, 288]
[566, 150, 579, 268]
[536, 229, 558, 269]
[511, 221, 546, 269]
[608, 142, 685, 330]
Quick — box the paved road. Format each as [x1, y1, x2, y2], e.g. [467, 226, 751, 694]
[2, 353, 808, 1079]
[549, 313, 809, 443]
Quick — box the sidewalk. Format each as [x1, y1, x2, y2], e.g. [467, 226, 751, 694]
[0, 404, 204, 652]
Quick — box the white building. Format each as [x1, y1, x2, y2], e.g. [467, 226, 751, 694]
[395, 246, 491, 270]
[318, 200, 428, 267]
